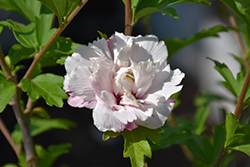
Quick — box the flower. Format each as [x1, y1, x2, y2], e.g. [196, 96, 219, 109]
[64, 32, 185, 132]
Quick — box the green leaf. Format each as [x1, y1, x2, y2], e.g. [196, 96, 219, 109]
[21, 73, 68, 107]
[0, 20, 38, 48]
[8, 44, 35, 65]
[225, 112, 245, 148]
[210, 124, 226, 164]
[193, 106, 209, 135]
[229, 142, 250, 156]
[11, 117, 75, 143]
[39, 0, 80, 21]
[97, 30, 108, 40]
[165, 25, 236, 57]
[0, 25, 3, 34]
[194, 93, 224, 106]
[35, 5, 54, 46]
[122, 129, 151, 167]
[39, 37, 81, 67]
[36, 144, 71, 167]
[0, 0, 41, 22]
[56, 56, 67, 65]
[2, 164, 19, 167]
[134, 0, 210, 21]
[221, 0, 250, 28]
[0, 76, 16, 112]
[31, 107, 50, 119]
[209, 58, 250, 101]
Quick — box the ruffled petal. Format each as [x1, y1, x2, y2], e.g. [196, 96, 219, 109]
[93, 98, 125, 132]
[68, 66, 96, 101]
[135, 97, 175, 129]
[68, 95, 96, 109]
[65, 52, 87, 75]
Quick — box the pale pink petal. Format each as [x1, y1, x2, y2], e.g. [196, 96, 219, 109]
[125, 121, 139, 131]
[68, 95, 96, 109]
[68, 66, 95, 101]
[65, 53, 88, 75]
[93, 99, 125, 132]
[92, 38, 113, 60]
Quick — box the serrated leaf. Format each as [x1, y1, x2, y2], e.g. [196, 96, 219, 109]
[123, 129, 151, 167]
[0, 20, 38, 48]
[221, 0, 250, 28]
[8, 44, 35, 65]
[21, 73, 68, 107]
[209, 58, 250, 102]
[39, 37, 81, 67]
[165, 25, 236, 57]
[35, 5, 54, 46]
[11, 117, 75, 143]
[0, 76, 16, 112]
[134, 0, 210, 21]
[36, 144, 71, 167]
[39, 0, 80, 21]
[225, 113, 245, 148]
[0, 0, 41, 22]
[103, 130, 122, 141]
[229, 142, 250, 156]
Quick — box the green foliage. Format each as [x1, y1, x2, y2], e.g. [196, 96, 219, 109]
[39, 37, 81, 67]
[8, 44, 35, 65]
[0, 76, 16, 112]
[224, 112, 245, 148]
[97, 30, 108, 40]
[104, 127, 161, 167]
[221, 0, 250, 28]
[21, 73, 68, 107]
[229, 142, 250, 156]
[0, 20, 38, 48]
[36, 144, 71, 167]
[165, 25, 236, 57]
[39, 0, 80, 26]
[0, 0, 41, 22]
[12, 116, 75, 143]
[210, 59, 250, 102]
[123, 0, 210, 23]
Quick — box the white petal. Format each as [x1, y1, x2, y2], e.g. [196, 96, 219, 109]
[130, 60, 156, 98]
[93, 99, 125, 132]
[135, 97, 175, 129]
[134, 35, 168, 62]
[68, 95, 96, 109]
[92, 38, 113, 60]
[68, 66, 95, 101]
[65, 52, 88, 75]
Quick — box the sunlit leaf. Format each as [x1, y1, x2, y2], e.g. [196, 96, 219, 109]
[229, 142, 250, 156]
[0, 76, 16, 112]
[56, 56, 67, 65]
[166, 26, 236, 57]
[21, 73, 68, 107]
[0, 0, 41, 22]
[8, 44, 35, 65]
[97, 30, 108, 40]
[0, 20, 38, 48]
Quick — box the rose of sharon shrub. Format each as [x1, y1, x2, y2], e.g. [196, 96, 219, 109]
[64, 32, 185, 132]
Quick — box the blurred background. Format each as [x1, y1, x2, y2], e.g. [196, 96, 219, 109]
[0, 0, 247, 166]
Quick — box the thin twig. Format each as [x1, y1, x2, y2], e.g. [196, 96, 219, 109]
[0, 117, 20, 157]
[125, 0, 132, 36]
[227, 7, 249, 70]
[24, 98, 35, 115]
[234, 68, 250, 118]
[18, 0, 89, 87]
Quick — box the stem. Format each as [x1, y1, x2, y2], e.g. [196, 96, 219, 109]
[0, 46, 37, 166]
[18, 0, 89, 87]
[0, 117, 20, 157]
[12, 88, 38, 167]
[227, 7, 249, 70]
[24, 98, 35, 115]
[125, 0, 132, 36]
[234, 68, 250, 118]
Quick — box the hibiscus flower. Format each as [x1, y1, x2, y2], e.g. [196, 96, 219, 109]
[64, 32, 185, 132]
